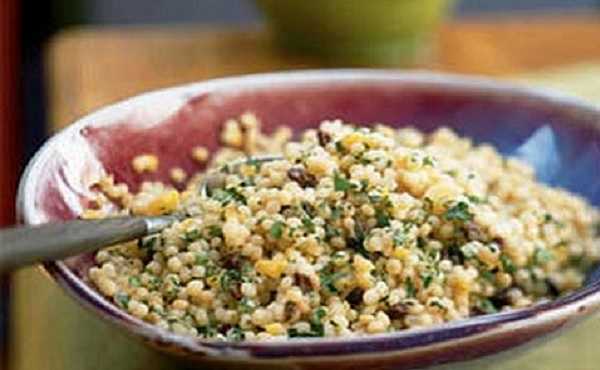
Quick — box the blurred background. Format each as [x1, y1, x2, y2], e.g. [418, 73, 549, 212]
[3, 1, 600, 370]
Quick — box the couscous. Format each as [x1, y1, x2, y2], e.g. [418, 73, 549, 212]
[86, 114, 600, 341]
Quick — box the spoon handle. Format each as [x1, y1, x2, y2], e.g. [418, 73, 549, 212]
[0, 215, 178, 272]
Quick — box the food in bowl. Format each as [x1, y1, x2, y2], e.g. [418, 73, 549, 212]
[85, 113, 600, 341]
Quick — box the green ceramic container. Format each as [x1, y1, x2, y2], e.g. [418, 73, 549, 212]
[254, 0, 455, 65]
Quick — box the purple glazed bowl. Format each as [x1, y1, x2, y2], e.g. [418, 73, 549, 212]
[17, 70, 600, 370]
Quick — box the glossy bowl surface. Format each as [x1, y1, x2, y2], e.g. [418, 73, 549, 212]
[17, 70, 600, 370]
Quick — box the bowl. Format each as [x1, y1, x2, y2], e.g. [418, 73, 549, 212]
[17, 70, 600, 370]
[254, 0, 456, 66]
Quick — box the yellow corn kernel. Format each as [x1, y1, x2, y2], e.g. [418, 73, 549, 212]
[255, 259, 288, 279]
[393, 247, 409, 260]
[264, 323, 285, 336]
[341, 132, 364, 148]
[144, 190, 180, 216]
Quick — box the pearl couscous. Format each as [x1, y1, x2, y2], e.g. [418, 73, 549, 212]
[87, 114, 600, 341]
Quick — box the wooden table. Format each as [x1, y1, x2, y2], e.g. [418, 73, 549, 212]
[10, 14, 600, 370]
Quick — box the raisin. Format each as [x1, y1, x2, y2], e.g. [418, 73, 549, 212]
[294, 273, 313, 293]
[287, 167, 317, 188]
[317, 129, 332, 147]
[386, 303, 409, 320]
[345, 287, 364, 307]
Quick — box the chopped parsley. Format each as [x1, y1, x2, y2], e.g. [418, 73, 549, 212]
[302, 217, 316, 233]
[324, 224, 341, 241]
[533, 247, 554, 265]
[334, 172, 353, 192]
[393, 229, 407, 246]
[182, 229, 201, 242]
[421, 273, 434, 289]
[245, 157, 264, 170]
[287, 307, 327, 338]
[270, 221, 285, 239]
[115, 292, 130, 308]
[444, 201, 474, 222]
[208, 225, 223, 238]
[375, 208, 390, 228]
[423, 156, 435, 167]
[211, 187, 247, 205]
[128, 276, 141, 287]
[319, 270, 346, 293]
[405, 278, 416, 298]
[220, 269, 242, 291]
[500, 255, 516, 273]
[239, 297, 255, 313]
[226, 326, 245, 341]
[477, 298, 498, 314]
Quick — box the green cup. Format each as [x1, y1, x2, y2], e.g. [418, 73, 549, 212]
[254, 0, 456, 66]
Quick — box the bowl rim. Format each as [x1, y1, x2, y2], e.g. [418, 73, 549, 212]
[17, 69, 600, 359]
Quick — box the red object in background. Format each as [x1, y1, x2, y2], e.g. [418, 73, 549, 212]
[0, 0, 20, 227]
[0, 0, 19, 367]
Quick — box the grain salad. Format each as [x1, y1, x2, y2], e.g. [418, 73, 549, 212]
[86, 113, 600, 341]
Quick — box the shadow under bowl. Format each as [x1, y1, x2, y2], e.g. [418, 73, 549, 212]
[17, 70, 600, 370]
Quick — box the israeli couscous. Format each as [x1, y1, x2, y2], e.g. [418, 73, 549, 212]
[86, 113, 600, 341]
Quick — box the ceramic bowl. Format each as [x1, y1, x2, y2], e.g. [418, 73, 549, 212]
[17, 70, 600, 370]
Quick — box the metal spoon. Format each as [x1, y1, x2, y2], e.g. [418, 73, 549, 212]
[0, 155, 281, 272]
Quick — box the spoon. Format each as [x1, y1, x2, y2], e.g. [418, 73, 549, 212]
[0, 155, 281, 272]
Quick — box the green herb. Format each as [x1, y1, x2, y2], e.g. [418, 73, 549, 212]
[477, 298, 498, 314]
[211, 187, 247, 205]
[197, 325, 217, 338]
[445, 169, 458, 178]
[319, 270, 346, 293]
[208, 225, 223, 238]
[239, 297, 255, 313]
[128, 276, 141, 287]
[393, 229, 407, 246]
[481, 270, 495, 282]
[115, 292, 130, 308]
[287, 328, 322, 338]
[375, 208, 390, 228]
[246, 157, 263, 170]
[334, 172, 353, 192]
[467, 195, 485, 204]
[330, 206, 343, 220]
[287, 307, 327, 338]
[444, 201, 474, 222]
[220, 269, 242, 291]
[543, 213, 564, 228]
[429, 300, 446, 310]
[309, 307, 326, 336]
[195, 253, 209, 266]
[421, 273, 434, 289]
[324, 224, 341, 241]
[183, 229, 201, 242]
[302, 217, 316, 233]
[270, 221, 285, 239]
[405, 278, 416, 298]
[334, 141, 347, 154]
[500, 255, 516, 273]
[533, 247, 554, 265]
[148, 276, 162, 290]
[226, 326, 245, 341]
[139, 236, 159, 251]
[423, 156, 435, 167]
